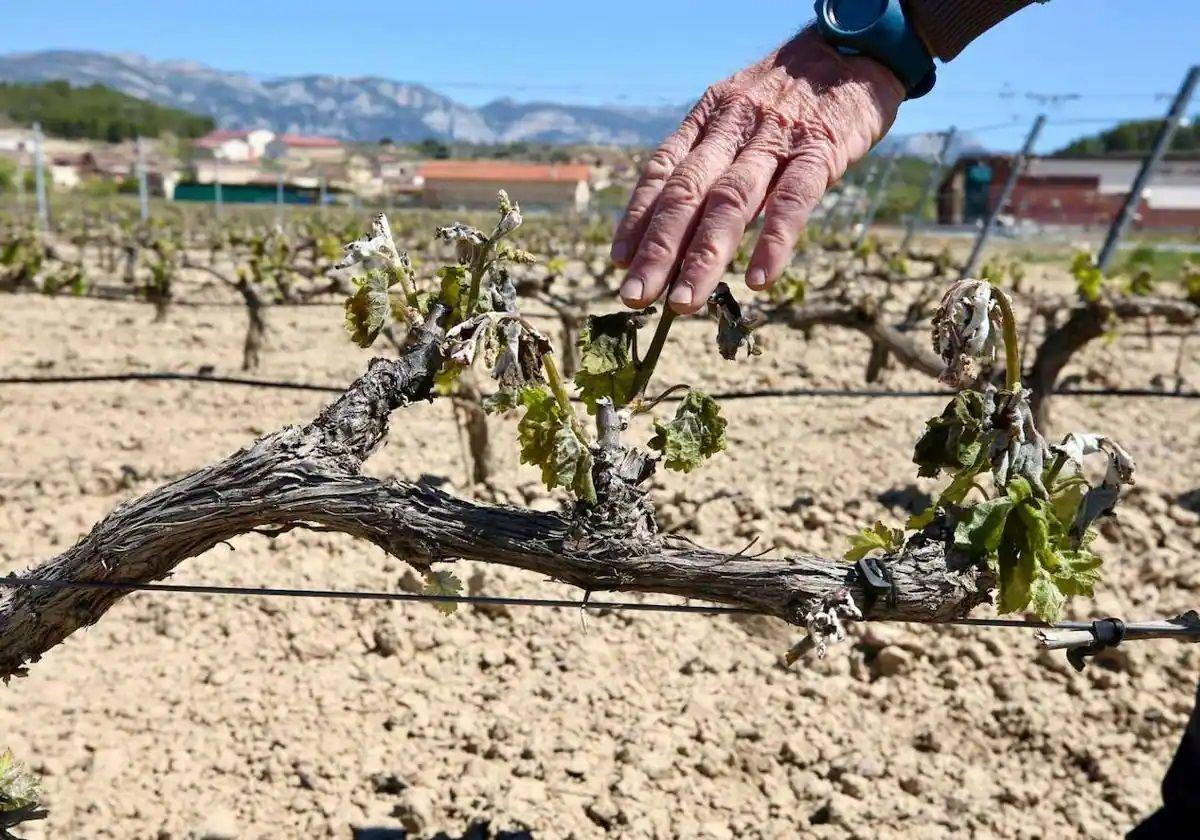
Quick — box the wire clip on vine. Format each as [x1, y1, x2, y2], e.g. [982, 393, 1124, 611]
[1036, 611, 1200, 672]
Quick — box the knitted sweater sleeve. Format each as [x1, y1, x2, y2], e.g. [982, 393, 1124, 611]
[906, 0, 1038, 61]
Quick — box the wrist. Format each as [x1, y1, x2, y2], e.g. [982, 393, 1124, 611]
[813, 0, 936, 99]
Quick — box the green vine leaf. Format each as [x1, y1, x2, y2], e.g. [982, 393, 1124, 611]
[953, 495, 1015, 557]
[768, 268, 808, 305]
[422, 570, 463, 615]
[0, 748, 44, 833]
[343, 269, 393, 348]
[844, 521, 905, 562]
[1070, 252, 1105, 302]
[649, 389, 727, 473]
[913, 391, 989, 478]
[574, 312, 642, 412]
[514, 386, 597, 502]
[435, 265, 471, 324]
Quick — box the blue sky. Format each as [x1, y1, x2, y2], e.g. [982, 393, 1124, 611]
[0, 1, 1194, 151]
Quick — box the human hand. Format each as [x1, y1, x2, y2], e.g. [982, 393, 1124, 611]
[611, 26, 905, 314]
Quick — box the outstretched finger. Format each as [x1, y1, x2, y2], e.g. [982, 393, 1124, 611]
[669, 129, 785, 314]
[746, 150, 833, 289]
[610, 89, 719, 268]
[619, 101, 756, 309]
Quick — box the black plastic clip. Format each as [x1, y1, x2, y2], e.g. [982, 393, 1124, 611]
[855, 556, 897, 610]
[1067, 617, 1126, 672]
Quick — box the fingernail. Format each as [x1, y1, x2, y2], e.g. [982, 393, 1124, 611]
[611, 240, 630, 265]
[747, 267, 766, 290]
[669, 283, 694, 308]
[621, 277, 645, 302]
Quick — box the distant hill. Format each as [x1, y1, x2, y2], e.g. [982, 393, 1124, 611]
[0, 79, 214, 141]
[1054, 118, 1200, 156]
[876, 130, 988, 161]
[0, 50, 686, 146]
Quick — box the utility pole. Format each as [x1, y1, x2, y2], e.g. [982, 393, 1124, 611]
[856, 149, 899, 246]
[276, 169, 284, 224]
[135, 136, 150, 223]
[214, 158, 224, 219]
[1096, 65, 1199, 272]
[32, 122, 48, 230]
[900, 126, 956, 252]
[960, 115, 1045, 280]
[14, 144, 25, 214]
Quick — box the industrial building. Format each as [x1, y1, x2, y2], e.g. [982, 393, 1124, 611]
[938, 154, 1200, 231]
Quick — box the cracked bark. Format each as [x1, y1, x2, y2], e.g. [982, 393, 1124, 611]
[0, 303, 994, 681]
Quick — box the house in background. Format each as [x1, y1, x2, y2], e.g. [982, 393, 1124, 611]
[265, 134, 345, 168]
[938, 154, 1200, 231]
[193, 128, 275, 162]
[419, 160, 590, 212]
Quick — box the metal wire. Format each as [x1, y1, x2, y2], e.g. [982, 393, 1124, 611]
[2, 577, 1193, 639]
[0, 577, 753, 615]
[3, 371, 1199, 402]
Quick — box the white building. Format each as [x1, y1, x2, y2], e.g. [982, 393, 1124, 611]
[192, 129, 276, 162]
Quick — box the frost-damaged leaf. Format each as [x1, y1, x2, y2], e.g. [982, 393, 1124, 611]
[422, 570, 463, 615]
[1051, 432, 1136, 541]
[334, 235, 386, 271]
[495, 190, 523, 237]
[492, 319, 550, 390]
[707, 282, 763, 360]
[932, 279, 1000, 387]
[514, 386, 597, 502]
[913, 390, 989, 478]
[844, 521, 905, 562]
[444, 315, 490, 367]
[574, 311, 648, 411]
[649, 389, 727, 473]
[435, 223, 488, 266]
[989, 388, 1049, 498]
[343, 269, 392, 348]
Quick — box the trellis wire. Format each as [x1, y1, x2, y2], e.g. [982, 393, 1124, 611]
[2, 577, 1197, 648]
[2, 371, 1199, 402]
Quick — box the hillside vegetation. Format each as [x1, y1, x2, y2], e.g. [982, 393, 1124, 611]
[1055, 118, 1200, 156]
[0, 79, 213, 141]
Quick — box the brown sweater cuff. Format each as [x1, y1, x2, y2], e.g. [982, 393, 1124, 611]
[906, 0, 1037, 61]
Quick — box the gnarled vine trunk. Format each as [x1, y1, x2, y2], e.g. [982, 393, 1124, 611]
[0, 306, 995, 681]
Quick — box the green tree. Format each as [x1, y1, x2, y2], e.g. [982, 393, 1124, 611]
[1055, 119, 1200, 156]
[0, 80, 214, 142]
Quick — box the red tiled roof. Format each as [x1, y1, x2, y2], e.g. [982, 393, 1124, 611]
[194, 129, 252, 147]
[277, 133, 343, 149]
[419, 160, 590, 184]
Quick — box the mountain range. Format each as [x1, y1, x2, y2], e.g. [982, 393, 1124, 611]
[0, 49, 992, 157]
[0, 50, 688, 146]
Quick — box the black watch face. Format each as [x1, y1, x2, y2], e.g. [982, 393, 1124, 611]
[828, 0, 888, 32]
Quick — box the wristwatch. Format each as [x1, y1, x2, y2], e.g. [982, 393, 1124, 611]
[813, 0, 936, 99]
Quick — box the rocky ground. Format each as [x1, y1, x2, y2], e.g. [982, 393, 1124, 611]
[2, 238, 1200, 839]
